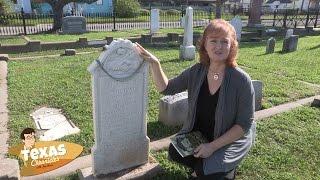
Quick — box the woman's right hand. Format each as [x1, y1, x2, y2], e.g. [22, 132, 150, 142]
[135, 42, 159, 64]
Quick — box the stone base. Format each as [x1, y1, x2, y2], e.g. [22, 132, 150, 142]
[79, 156, 162, 180]
[179, 45, 195, 60]
[0, 158, 20, 180]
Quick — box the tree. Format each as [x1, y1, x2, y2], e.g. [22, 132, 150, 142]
[32, 0, 97, 31]
[215, 0, 228, 19]
[248, 0, 263, 27]
[0, 0, 14, 15]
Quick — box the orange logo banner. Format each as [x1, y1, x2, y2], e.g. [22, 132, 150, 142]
[9, 141, 83, 176]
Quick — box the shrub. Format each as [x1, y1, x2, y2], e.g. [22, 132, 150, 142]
[139, 8, 150, 16]
[165, 9, 181, 15]
[115, 0, 141, 18]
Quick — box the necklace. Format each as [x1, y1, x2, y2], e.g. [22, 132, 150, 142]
[208, 68, 221, 80]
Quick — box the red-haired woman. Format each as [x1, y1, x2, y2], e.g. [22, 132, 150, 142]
[136, 19, 256, 179]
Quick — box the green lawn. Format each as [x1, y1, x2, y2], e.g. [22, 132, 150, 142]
[6, 33, 320, 179]
[0, 36, 27, 45]
[25, 27, 205, 43]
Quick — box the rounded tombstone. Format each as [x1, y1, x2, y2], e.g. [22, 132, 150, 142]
[96, 39, 144, 80]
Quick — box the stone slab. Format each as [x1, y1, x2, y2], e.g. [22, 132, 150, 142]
[0, 158, 20, 180]
[79, 156, 162, 180]
[64, 49, 76, 56]
[62, 16, 87, 34]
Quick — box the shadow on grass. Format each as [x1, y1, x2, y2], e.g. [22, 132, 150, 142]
[147, 121, 181, 141]
[308, 44, 320, 50]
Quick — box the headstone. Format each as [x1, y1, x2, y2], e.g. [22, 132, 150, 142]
[252, 80, 263, 111]
[266, 37, 276, 54]
[88, 39, 150, 176]
[0, 54, 9, 61]
[179, 7, 196, 60]
[64, 49, 76, 56]
[282, 35, 299, 53]
[230, 16, 242, 42]
[285, 29, 294, 39]
[30, 107, 80, 141]
[311, 98, 320, 107]
[150, 9, 160, 34]
[159, 91, 188, 126]
[62, 16, 87, 34]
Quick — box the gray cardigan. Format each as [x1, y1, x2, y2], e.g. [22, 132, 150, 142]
[162, 63, 256, 175]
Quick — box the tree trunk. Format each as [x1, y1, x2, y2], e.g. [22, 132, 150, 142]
[215, 1, 222, 19]
[248, 0, 263, 27]
[52, 4, 64, 31]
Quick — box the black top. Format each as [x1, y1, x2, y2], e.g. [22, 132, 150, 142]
[193, 77, 220, 142]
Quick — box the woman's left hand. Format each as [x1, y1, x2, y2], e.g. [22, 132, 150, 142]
[193, 143, 216, 158]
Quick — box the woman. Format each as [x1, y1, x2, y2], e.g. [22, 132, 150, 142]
[136, 19, 256, 179]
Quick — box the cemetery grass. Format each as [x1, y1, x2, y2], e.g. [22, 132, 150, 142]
[8, 47, 101, 59]
[7, 35, 320, 164]
[25, 27, 205, 43]
[0, 36, 27, 45]
[153, 106, 320, 179]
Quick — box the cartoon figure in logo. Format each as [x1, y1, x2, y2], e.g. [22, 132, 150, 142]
[21, 128, 36, 150]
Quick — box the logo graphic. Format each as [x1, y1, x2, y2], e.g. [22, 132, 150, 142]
[9, 128, 83, 176]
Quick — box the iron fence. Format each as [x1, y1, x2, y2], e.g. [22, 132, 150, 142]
[0, 6, 319, 36]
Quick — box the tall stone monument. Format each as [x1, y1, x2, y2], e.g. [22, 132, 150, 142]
[230, 16, 242, 42]
[179, 7, 195, 60]
[150, 9, 160, 34]
[88, 39, 150, 176]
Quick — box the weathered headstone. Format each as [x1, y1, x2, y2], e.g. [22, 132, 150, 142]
[30, 107, 80, 141]
[179, 7, 195, 60]
[150, 9, 160, 34]
[159, 91, 188, 126]
[230, 16, 242, 42]
[88, 39, 150, 176]
[266, 37, 276, 54]
[285, 29, 293, 39]
[61, 16, 87, 34]
[252, 80, 263, 111]
[282, 35, 299, 53]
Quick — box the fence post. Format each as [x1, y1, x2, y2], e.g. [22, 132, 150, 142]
[273, 9, 277, 27]
[314, 6, 319, 28]
[283, 9, 287, 28]
[112, 0, 116, 31]
[21, 8, 27, 35]
[305, 1, 311, 28]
